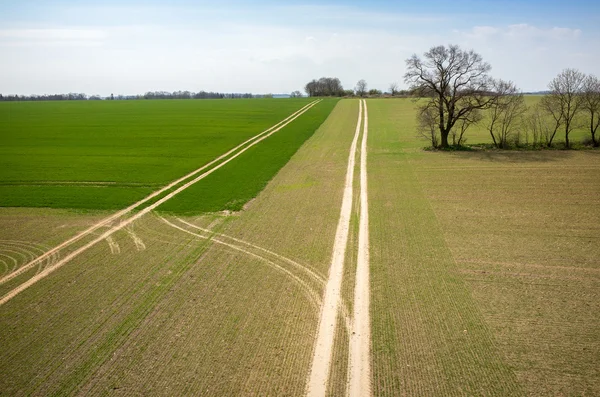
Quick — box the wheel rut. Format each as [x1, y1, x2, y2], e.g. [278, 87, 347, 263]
[307, 99, 371, 397]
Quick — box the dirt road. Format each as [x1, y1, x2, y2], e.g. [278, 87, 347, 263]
[307, 99, 371, 396]
[348, 100, 371, 397]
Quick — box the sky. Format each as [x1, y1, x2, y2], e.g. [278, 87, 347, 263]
[1, 0, 599, 96]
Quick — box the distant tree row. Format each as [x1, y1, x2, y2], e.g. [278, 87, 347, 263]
[0, 91, 259, 102]
[404, 44, 600, 148]
[143, 91, 255, 99]
[0, 93, 91, 101]
[303, 77, 411, 98]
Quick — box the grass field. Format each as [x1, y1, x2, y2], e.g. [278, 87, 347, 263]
[0, 98, 598, 396]
[0, 98, 319, 210]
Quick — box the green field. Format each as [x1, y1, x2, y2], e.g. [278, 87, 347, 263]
[0, 98, 321, 210]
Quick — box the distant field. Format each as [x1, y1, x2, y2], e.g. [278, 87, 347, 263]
[0, 98, 317, 210]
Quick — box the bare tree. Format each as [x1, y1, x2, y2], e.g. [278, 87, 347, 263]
[416, 105, 439, 147]
[389, 82, 399, 96]
[485, 80, 527, 148]
[581, 74, 600, 147]
[290, 90, 303, 98]
[451, 110, 482, 146]
[355, 79, 367, 97]
[542, 68, 586, 148]
[404, 44, 496, 148]
[525, 104, 556, 146]
[539, 94, 564, 147]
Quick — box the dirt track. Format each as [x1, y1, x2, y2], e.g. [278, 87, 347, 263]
[348, 100, 371, 397]
[306, 100, 365, 396]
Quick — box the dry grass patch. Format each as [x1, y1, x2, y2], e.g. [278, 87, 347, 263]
[413, 150, 600, 396]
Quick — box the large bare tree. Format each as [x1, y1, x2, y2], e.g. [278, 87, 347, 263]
[541, 68, 586, 148]
[485, 80, 527, 148]
[404, 44, 495, 148]
[581, 74, 600, 147]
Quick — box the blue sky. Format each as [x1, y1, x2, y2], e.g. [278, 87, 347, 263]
[1, 0, 598, 95]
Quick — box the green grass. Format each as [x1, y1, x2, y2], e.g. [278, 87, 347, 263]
[0, 98, 314, 210]
[158, 99, 339, 214]
[0, 185, 156, 209]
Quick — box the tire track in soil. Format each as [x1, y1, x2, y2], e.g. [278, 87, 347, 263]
[175, 217, 325, 286]
[125, 227, 146, 251]
[0, 100, 321, 306]
[105, 236, 121, 255]
[158, 215, 322, 310]
[348, 99, 371, 397]
[306, 99, 363, 397]
[172, 217, 352, 333]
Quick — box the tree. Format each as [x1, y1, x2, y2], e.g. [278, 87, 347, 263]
[404, 44, 496, 148]
[416, 105, 439, 147]
[525, 104, 556, 147]
[539, 94, 564, 147]
[581, 74, 600, 147]
[355, 79, 367, 97]
[451, 110, 481, 146]
[485, 80, 527, 148]
[290, 90, 303, 98]
[389, 82, 399, 96]
[542, 68, 586, 148]
[368, 88, 382, 96]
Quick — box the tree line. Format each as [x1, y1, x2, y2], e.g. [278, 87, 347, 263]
[404, 44, 600, 148]
[0, 91, 261, 102]
[303, 77, 410, 98]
